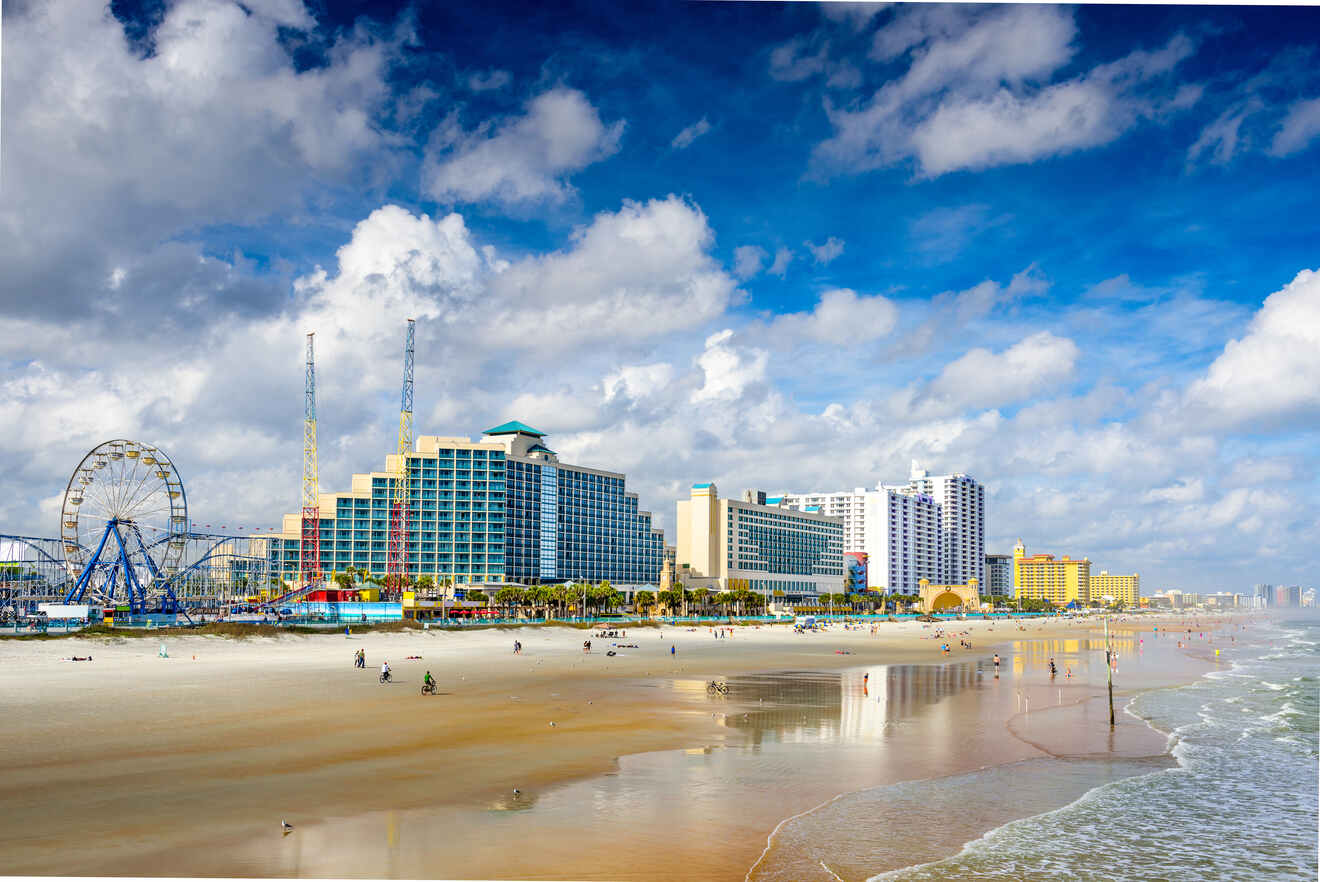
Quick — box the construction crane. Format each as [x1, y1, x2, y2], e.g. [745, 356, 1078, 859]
[300, 332, 320, 588]
[386, 319, 415, 592]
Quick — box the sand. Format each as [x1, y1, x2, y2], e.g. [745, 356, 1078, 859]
[0, 612, 1242, 879]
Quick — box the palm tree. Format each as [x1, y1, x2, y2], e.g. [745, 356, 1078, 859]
[634, 590, 655, 616]
[495, 586, 523, 618]
[693, 587, 709, 616]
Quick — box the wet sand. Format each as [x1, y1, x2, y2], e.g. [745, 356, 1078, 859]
[0, 614, 1242, 879]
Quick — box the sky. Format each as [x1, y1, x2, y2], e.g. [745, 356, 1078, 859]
[1, 0, 1318, 592]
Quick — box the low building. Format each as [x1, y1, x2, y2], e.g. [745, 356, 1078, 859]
[1013, 539, 1091, 606]
[1092, 571, 1139, 607]
[675, 483, 844, 605]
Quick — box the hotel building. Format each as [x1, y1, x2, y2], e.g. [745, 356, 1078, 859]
[266, 422, 664, 591]
[907, 466, 986, 588]
[1091, 570, 1140, 606]
[1013, 540, 1092, 606]
[778, 485, 944, 594]
[985, 553, 1014, 597]
[675, 483, 844, 604]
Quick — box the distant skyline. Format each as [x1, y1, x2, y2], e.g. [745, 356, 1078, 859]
[1, 1, 1317, 591]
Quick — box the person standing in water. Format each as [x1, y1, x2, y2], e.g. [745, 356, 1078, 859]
[993, 653, 1001, 677]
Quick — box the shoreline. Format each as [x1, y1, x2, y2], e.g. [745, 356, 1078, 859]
[0, 612, 1247, 879]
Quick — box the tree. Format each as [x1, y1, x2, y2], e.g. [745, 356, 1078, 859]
[634, 590, 655, 615]
[495, 586, 524, 617]
[416, 575, 436, 595]
[334, 572, 354, 592]
[693, 587, 709, 615]
[467, 589, 487, 607]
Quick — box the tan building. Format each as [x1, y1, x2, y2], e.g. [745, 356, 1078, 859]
[1013, 540, 1091, 606]
[675, 483, 844, 604]
[1092, 571, 1139, 607]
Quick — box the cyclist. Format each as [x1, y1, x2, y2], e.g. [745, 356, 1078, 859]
[380, 660, 391, 682]
[423, 670, 436, 692]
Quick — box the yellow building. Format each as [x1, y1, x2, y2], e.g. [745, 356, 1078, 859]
[1013, 540, 1091, 606]
[1091, 571, 1139, 607]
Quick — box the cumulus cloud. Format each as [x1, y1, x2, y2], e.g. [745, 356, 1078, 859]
[805, 236, 846, 265]
[811, 5, 1198, 178]
[1185, 268, 1320, 428]
[672, 117, 713, 149]
[692, 330, 769, 402]
[920, 331, 1080, 414]
[895, 266, 1049, 358]
[423, 87, 625, 206]
[0, 0, 401, 324]
[603, 364, 677, 403]
[767, 288, 898, 344]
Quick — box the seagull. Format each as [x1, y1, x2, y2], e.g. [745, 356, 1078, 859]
[281, 820, 294, 834]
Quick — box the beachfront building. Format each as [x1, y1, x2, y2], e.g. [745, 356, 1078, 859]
[779, 483, 942, 593]
[675, 483, 844, 605]
[1091, 571, 1140, 607]
[775, 488, 868, 553]
[267, 434, 508, 586]
[265, 422, 665, 595]
[1013, 539, 1092, 606]
[484, 422, 665, 592]
[985, 553, 1014, 597]
[907, 465, 986, 589]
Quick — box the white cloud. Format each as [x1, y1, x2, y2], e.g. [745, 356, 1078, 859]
[692, 330, 769, 402]
[672, 117, 712, 149]
[805, 236, 845, 265]
[733, 245, 767, 280]
[767, 288, 898, 344]
[1186, 99, 1262, 167]
[468, 69, 513, 92]
[1185, 268, 1320, 428]
[0, 0, 400, 323]
[922, 331, 1080, 413]
[910, 204, 1010, 260]
[603, 364, 677, 403]
[768, 247, 794, 278]
[769, 35, 832, 82]
[813, 6, 1197, 178]
[1269, 96, 1320, 156]
[423, 87, 625, 206]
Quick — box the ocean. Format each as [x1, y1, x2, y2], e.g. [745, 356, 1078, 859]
[802, 616, 1319, 881]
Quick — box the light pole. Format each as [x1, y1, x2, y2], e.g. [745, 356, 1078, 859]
[1105, 614, 1115, 728]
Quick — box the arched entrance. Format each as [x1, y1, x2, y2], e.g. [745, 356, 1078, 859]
[917, 578, 981, 614]
[930, 591, 963, 611]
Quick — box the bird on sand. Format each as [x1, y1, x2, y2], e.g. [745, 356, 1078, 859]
[281, 820, 294, 834]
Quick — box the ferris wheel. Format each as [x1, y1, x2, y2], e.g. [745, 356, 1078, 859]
[60, 439, 189, 611]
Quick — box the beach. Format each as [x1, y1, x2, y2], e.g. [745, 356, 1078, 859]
[0, 613, 1253, 879]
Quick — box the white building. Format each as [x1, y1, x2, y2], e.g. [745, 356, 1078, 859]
[907, 464, 986, 589]
[985, 553, 1014, 597]
[778, 484, 941, 593]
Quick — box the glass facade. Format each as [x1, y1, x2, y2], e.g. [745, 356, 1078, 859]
[268, 426, 664, 589]
[268, 442, 507, 585]
[505, 459, 664, 585]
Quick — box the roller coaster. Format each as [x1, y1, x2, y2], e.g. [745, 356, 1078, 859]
[1, 439, 274, 619]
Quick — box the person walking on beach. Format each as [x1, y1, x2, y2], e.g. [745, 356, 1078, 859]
[670, 644, 676, 656]
[1049, 658, 1057, 679]
[993, 653, 1001, 677]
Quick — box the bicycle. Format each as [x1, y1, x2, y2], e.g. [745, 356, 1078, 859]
[706, 680, 728, 695]
[421, 682, 437, 695]
[379, 671, 392, 684]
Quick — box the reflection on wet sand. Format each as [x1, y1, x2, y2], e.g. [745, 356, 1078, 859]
[681, 663, 993, 746]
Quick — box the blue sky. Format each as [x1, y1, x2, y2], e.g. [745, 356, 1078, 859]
[2, 0, 1317, 591]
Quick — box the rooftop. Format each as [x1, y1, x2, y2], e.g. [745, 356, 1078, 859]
[483, 420, 546, 437]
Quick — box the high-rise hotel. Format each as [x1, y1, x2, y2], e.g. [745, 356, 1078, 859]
[779, 464, 983, 595]
[265, 422, 664, 590]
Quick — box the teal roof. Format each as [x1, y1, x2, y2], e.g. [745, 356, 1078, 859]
[483, 420, 546, 437]
[692, 482, 714, 489]
[527, 443, 557, 455]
